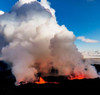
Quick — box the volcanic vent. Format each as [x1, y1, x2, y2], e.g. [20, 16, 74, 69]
[0, 0, 99, 85]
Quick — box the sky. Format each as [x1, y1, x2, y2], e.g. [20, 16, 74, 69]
[0, 0, 100, 51]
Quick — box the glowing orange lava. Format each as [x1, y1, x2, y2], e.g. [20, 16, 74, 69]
[35, 77, 58, 84]
[68, 75, 85, 80]
[35, 77, 47, 84]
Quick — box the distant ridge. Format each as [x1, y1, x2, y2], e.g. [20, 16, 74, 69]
[81, 51, 100, 58]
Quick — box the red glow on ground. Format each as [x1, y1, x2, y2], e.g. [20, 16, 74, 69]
[35, 77, 47, 84]
[35, 77, 58, 84]
[68, 74, 85, 80]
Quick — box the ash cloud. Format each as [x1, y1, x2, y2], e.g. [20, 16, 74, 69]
[0, 0, 99, 85]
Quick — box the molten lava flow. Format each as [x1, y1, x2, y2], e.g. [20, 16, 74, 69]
[68, 74, 85, 80]
[35, 77, 58, 84]
[35, 77, 47, 84]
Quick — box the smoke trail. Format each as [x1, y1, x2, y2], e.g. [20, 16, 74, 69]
[0, 0, 99, 85]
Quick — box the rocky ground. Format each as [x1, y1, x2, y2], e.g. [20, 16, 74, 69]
[0, 60, 100, 94]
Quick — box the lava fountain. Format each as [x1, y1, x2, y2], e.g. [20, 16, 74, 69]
[35, 77, 58, 84]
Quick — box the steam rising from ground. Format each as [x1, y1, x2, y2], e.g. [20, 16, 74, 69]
[0, 0, 99, 85]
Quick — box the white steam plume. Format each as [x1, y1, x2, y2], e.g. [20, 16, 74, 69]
[0, 0, 99, 85]
[15, 0, 37, 7]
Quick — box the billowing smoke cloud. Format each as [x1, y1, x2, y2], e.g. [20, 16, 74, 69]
[0, 0, 99, 85]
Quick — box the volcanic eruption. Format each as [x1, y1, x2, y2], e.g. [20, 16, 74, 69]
[0, 0, 99, 85]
